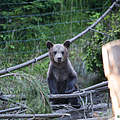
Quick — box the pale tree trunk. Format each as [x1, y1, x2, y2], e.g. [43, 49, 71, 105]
[102, 40, 120, 120]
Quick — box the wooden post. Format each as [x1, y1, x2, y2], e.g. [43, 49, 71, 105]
[102, 40, 120, 120]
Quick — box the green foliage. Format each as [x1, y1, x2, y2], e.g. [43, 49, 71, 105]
[0, 0, 63, 65]
[82, 9, 120, 81]
[0, 0, 119, 113]
[0, 70, 51, 113]
[0, 0, 111, 65]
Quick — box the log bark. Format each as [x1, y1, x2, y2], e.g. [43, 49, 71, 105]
[48, 90, 95, 99]
[48, 81, 108, 99]
[0, 73, 21, 78]
[0, 106, 26, 114]
[0, 113, 70, 119]
[77, 117, 109, 120]
[0, 94, 19, 101]
[95, 86, 108, 92]
[0, 94, 26, 100]
[51, 103, 107, 113]
[81, 81, 108, 91]
[0, 52, 48, 75]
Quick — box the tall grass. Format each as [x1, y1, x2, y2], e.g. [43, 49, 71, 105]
[0, 61, 51, 113]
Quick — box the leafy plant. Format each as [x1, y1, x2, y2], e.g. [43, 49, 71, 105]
[81, 9, 120, 82]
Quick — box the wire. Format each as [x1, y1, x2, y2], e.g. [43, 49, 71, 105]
[0, 32, 77, 55]
[1, 50, 45, 55]
[0, 32, 77, 44]
[0, 7, 108, 19]
[0, 9, 80, 19]
[0, 38, 41, 44]
[0, 0, 47, 6]
[0, 20, 88, 33]
[0, 18, 89, 29]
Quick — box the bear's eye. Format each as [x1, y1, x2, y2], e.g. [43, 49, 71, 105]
[53, 51, 57, 55]
[61, 51, 64, 55]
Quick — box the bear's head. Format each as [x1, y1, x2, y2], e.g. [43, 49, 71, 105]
[47, 40, 70, 64]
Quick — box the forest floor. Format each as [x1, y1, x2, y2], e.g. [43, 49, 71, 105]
[52, 92, 113, 120]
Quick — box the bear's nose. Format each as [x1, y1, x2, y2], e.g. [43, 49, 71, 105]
[58, 57, 62, 62]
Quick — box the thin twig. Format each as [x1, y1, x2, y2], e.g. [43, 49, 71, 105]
[79, 95, 87, 119]
[90, 28, 109, 36]
[90, 92, 94, 117]
[0, 73, 18, 78]
[0, 95, 35, 114]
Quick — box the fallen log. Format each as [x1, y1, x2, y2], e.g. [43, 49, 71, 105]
[0, 73, 18, 78]
[0, 113, 71, 119]
[77, 116, 109, 120]
[0, 106, 26, 114]
[0, 94, 26, 101]
[51, 104, 71, 110]
[51, 103, 107, 113]
[48, 90, 95, 99]
[48, 85, 108, 99]
[0, 52, 49, 75]
[82, 81, 108, 91]
[95, 86, 108, 93]
[0, 95, 9, 101]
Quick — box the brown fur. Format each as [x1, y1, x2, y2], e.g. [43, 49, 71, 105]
[46, 41, 80, 106]
[47, 40, 78, 94]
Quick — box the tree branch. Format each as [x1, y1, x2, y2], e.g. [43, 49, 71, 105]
[81, 81, 108, 91]
[0, 113, 71, 119]
[0, 106, 26, 114]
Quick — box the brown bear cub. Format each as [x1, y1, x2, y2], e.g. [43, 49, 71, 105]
[46, 40, 80, 107]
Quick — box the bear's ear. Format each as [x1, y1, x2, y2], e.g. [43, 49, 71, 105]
[47, 41, 53, 49]
[63, 40, 70, 48]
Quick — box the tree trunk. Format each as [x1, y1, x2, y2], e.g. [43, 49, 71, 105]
[102, 40, 120, 119]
